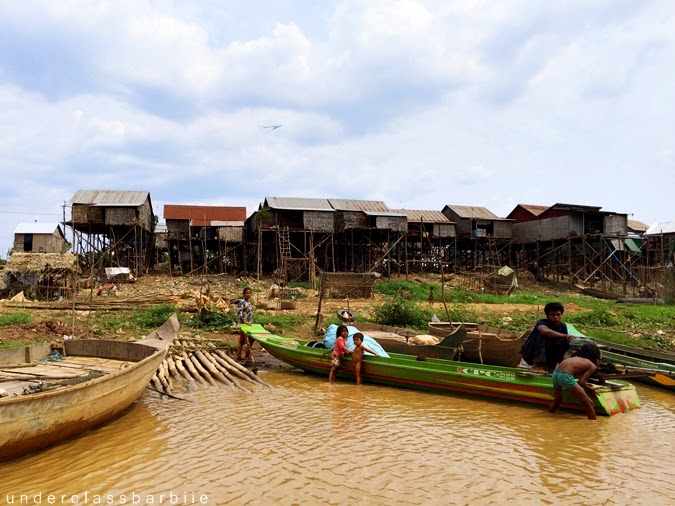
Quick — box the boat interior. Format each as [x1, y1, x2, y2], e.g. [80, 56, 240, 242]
[0, 342, 142, 399]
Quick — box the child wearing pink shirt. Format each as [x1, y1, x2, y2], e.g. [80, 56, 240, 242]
[328, 325, 350, 383]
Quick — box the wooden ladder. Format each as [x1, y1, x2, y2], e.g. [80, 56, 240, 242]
[278, 227, 292, 279]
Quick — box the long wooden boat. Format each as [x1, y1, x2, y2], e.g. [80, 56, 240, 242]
[566, 324, 675, 392]
[0, 314, 178, 462]
[354, 322, 466, 360]
[242, 324, 639, 417]
[427, 322, 527, 367]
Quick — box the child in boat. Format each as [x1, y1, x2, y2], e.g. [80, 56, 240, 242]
[548, 342, 602, 420]
[235, 287, 254, 361]
[328, 325, 350, 383]
[352, 332, 381, 385]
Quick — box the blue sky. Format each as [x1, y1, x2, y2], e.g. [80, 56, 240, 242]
[1, 0, 674, 256]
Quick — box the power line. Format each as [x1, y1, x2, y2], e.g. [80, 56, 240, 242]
[0, 211, 63, 216]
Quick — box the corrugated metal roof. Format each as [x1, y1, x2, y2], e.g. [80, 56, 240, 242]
[550, 203, 602, 212]
[70, 190, 150, 206]
[444, 205, 499, 219]
[363, 211, 406, 217]
[518, 204, 549, 216]
[328, 199, 391, 212]
[263, 197, 333, 211]
[164, 205, 246, 221]
[14, 222, 63, 235]
[190, 219, 245, 227]
[645, 221, 675, 235]
[390, 209, 451, 223]
[627, 219, 649, 232]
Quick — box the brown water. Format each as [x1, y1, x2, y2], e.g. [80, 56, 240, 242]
[2, 368, 674, 506]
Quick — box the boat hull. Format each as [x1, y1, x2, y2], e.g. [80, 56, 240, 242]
[0, 315, 177, 462]
[243, 324, 639, 417]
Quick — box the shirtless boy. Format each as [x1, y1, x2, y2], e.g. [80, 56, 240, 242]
[548, 342, 602, 420]
[352, 332, 380, 385]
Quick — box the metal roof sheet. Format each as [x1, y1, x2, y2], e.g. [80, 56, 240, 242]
[263, 197, 333, 211]
[517, 204, 549, 216]
[444, 205, 499, 219]
[389, 209, 451, 223]
[363, 211, 406, 217]
[627, 219, 649, 232]
[549, 203, 602, 212]
[164, 205, 247, 221]
[70, 190, 150, 206]
[328, 199, 391, 212]
[13, 222, 63, 235]
[645, 221, 675, 235]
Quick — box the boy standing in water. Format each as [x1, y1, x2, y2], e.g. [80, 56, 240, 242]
[235, 287, 254, 361]
[352, 332, 380, 385]
[548, 342, 602, 420]
[328, 325, 350, 383]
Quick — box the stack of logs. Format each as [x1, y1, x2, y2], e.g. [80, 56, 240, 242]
[151, 345, 271, 395]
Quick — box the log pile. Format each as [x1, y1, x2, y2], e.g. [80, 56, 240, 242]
[150, 342, 272, 396]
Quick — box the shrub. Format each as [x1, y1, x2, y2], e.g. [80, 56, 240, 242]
[372, 298, 433, 329]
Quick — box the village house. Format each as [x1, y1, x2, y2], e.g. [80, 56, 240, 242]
[12, 223, 68, 254]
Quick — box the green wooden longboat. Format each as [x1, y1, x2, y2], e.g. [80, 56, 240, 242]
[242, 324, 639, 417]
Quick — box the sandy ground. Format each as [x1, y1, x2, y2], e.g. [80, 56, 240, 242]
[0, 271, 583, 346]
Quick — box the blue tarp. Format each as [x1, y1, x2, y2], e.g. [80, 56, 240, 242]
[323, 324, 390, 358]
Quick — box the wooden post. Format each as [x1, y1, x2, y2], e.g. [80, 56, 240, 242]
[313, 272, 326, 335]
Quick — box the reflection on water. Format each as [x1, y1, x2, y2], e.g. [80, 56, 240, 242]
[2, 368, 674, 505]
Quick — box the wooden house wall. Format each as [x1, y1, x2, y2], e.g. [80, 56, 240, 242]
[604, 215, 627, 235]
[303, 211, 334, 232]
[512, 216, 570, 243]
[13, 232, 67, 253]
[137, 199, 153, 231]
[73, 199, 153, 231]
[434, 223, 456, 238]
[568, 214, 584, 235]
[155, 232, 168, 249]
[493, 220, 513, 239]
[373, 216, 407, 232]
[218, 227, 244, 243]
[336, 211, 367, 231]
[167, 220, 190, 239]
[455, 219, 473, 237]
[105, 207, 137, 226]
[71, 205, 104, 224]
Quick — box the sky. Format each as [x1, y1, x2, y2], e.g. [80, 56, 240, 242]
[1, 0, 674, 257]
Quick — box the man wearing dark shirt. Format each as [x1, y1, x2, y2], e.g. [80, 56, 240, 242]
[521, 302, 573, 372]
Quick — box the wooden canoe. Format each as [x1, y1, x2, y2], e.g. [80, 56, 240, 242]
[242, 324, 639, 417]
[428, 322, 528, 367]
[0, 314, 178, 462]
[355, 322, 466, 360]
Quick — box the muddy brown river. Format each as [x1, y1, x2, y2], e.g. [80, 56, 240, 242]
[2, 366, 674, 505]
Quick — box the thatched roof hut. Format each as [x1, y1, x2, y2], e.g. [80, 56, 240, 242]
[3, 253, 80, 300]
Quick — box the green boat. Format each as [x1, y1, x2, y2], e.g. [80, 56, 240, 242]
[567, 324, 675, 392]
[242, 324, 639, 417]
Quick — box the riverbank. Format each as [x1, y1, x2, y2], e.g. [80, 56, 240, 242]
[1, 272, 673, 359]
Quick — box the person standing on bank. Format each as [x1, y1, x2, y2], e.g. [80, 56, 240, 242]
[235, 287, 254, 361]
[521, 302, 574, 373]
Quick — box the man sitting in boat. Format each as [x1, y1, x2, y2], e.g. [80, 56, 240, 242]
[521, 302, 574, 373]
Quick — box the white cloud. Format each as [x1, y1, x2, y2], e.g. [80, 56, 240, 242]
[1, 0, 675, 255]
